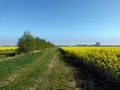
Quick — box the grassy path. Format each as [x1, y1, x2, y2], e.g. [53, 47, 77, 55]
[0, 48, 80, 90]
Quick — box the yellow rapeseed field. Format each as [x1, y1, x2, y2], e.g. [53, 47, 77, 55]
[0, 46, 18, 51]
[60, 46, 120, 80]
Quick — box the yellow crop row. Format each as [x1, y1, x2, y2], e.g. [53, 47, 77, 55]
[0, 46, 18, 51]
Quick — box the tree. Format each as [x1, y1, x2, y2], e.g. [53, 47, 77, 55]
[17, 31, 35, 53]
[17, 31, 54, 53]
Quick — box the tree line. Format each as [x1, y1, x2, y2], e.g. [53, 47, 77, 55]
[17, 31, 54, 53]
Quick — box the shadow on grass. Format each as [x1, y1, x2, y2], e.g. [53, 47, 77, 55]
[0, 51, 16, 57]
[59, 49, 120, 90]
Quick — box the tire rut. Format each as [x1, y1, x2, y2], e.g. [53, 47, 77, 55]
[47, 55, 58, 75]
[28, 49, 57, 90]
[0, 74, 18, 89]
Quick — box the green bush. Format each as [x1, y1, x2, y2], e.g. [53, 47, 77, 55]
[17, 31, 54, 53]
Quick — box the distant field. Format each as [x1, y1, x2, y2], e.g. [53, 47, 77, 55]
[0, 46, 18, 59]
[0, 46, 18, 51]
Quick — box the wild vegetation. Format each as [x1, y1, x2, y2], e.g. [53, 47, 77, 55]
[0, 31, 54, 60]
[17, 31, 54, 53]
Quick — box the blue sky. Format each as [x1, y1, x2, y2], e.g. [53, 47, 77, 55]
[0, 0, 120, 45]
